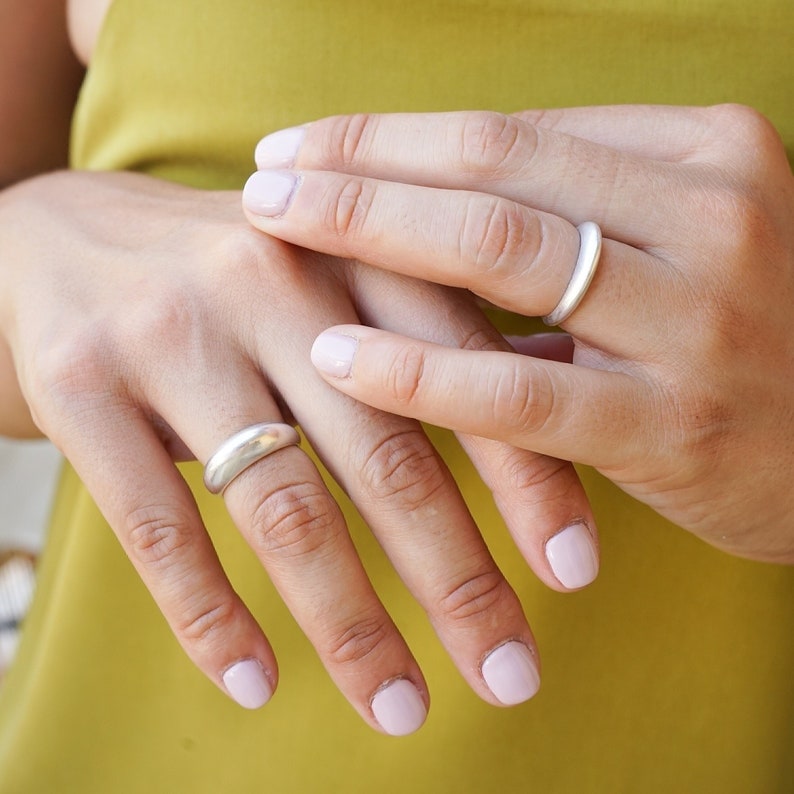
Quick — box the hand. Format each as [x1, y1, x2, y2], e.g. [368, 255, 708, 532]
[244, 104, 794, 564]
[0, 170, 597, 734]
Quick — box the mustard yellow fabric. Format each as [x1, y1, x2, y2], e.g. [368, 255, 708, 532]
[1, 1, 793, 791]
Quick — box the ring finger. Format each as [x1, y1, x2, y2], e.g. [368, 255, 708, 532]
[251, 279, 546, 709]
[151, 356, 431, 736]
[348, 266, 600, 592]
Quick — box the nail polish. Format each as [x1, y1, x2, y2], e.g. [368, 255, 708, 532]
[545, 521, 599, 589]
[370, 678, 427, 736]
[481, 641, 540, 706]
[255, 126, 306, 168]
[242, 170, 298, 217]
[311, 331, 358, 378]
[222, 659, 272, 709]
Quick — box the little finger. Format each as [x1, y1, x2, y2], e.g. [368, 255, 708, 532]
[46, 402, 278, 711]
[349, 269, 598, 591]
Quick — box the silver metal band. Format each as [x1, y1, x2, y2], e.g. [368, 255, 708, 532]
[203, 422, 301, 494]
[542, 221, 602, 326]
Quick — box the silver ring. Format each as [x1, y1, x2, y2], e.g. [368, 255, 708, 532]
[542, 221, 602, 326]
[203, 422, 301, 494]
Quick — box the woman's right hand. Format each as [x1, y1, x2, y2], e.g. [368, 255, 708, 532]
[0, 169, 598, 734]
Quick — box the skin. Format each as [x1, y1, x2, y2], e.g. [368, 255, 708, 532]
[0, 0, 606, 733]
[244, 106, 794, 564]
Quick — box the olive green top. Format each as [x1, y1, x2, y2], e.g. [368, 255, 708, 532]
[1, 1, 792, 791]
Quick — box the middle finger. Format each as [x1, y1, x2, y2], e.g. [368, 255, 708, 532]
[255, 271, 546, 708]
[243, 170, 673, 354]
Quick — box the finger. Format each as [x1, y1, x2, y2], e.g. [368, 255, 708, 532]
[225, 443, 432, 733]
[253, 280, 543, 707]
[254, 111, 695, 244]
[152, 363, 429, 735]
[349, 269, 598, 592]
[243, 169, 672, 353]
[301, 409, 544, 705]
[310, 324, 649, 470]
[463, 436, 600, 592]
[44, 398, 278, 712]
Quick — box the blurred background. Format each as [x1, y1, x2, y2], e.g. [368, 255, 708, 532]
[0, 437, 61, 677]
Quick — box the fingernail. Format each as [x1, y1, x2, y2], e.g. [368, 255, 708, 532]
[243, 170, 298, 217]
[311, 331, 358, 378]
[545, 521, 599, 589]
[370, 678, 427, 736]
[222, 659, 273, 709]
[481, 641, 540, 705]
[255, 125, 306, 168]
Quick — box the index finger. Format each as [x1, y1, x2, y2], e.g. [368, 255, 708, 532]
[254, 111, 693, 245]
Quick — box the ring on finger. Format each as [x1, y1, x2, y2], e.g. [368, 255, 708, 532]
[204, 422, 301, 494]
[542, 221, 602, 327]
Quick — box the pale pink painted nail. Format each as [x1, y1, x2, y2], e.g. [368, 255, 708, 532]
[222, 659, 272, 709]
[545, 521, 599, 589]
[255, 126, 307, 168]
[243, 170, 298, 217]
[481, 641, 540, 706]
[311, 331, 358, 378]
[370, 679, 427, 736]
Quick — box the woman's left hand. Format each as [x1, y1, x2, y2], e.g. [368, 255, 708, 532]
[243, 105, 794, 564]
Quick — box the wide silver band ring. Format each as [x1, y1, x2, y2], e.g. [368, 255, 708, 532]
[542, 221, 602, 326]
[203, 422, 301, 494]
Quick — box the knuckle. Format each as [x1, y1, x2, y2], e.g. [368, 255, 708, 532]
[33, 327, 112, 397]
[325, 176, 377, 238]
[247, 480, 341, 559]
[384, 343, 427, 405]
[326, 113, 373, 168]
[122, 281, 201, 352]
[503, 450, 572, 493]
[211, 223, 266, 276]
[27, 328, 118, 436]
[439, 569, 512, 623]
[125, 506, 195, 572]
[176, 599, 237, 646]
[125, 506, 241, 649]
[203, 224, 271, 299]
[491, 361, 556, 437]
[461, 197, 536, 284]
[457, 326, 507, 354]
[325, 615, 392, 667]
[707, 104, 781, 155]
[359, 429, 448, 509]
[213, 225, 334, 311]
[459, 111, 528, 174]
